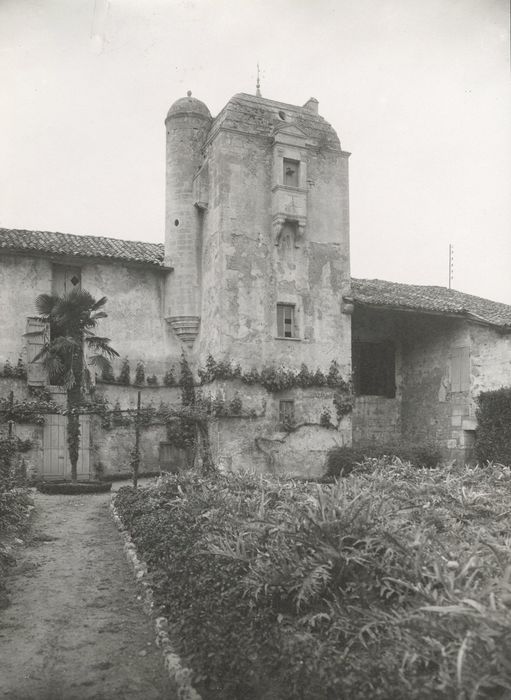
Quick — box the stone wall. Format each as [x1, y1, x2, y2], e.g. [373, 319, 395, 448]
[0, 255, 52, 367]
[470, 325, 511, 398]
[197, 126, 351, 378]
[204, 379, 350, 477]
[0, 253, 180, 383]
[351, 307, 486, 462]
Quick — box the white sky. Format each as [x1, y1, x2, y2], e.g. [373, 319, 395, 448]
[1, 0, 510, 303]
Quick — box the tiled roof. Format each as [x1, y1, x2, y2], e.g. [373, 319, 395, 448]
[207, 93, 342, 151]
[351, 278, 511, 329]
[0, 228, 165, 267]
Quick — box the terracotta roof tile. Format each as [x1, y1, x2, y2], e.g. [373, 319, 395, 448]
[0, 228, 165, 267]
[351, 278, 511, 329]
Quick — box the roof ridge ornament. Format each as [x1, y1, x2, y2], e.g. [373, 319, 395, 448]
[256, 63, 261, 97]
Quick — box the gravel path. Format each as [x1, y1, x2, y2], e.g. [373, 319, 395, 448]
[0, 485, 175, 700]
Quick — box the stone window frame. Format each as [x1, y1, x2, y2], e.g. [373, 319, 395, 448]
[279, 399, 295, 424]
[283, 158, 300, 188]
[276, 303, 299, 340]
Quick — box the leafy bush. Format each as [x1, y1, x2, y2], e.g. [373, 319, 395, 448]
[163, 368, 178, 387]
[37, 480, 112, 494]
[0, 436, 31, 608]
[101, 362, 115, 383]
[114, 463, 511, 699]
[326, 441, 442, 478]
[134, 361, 145, 386]
[475, 387, 511, 465]
[117, 358, 130, 385]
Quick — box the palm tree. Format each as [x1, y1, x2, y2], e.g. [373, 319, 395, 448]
[31, 289, 119, 481]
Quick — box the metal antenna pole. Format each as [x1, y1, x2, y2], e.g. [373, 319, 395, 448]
[449, 244, 454, 289]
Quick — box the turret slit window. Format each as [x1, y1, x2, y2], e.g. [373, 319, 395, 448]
[283, 159, 300, 187]
[277, 304, 297, 338]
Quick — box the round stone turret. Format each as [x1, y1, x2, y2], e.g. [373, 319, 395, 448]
[166, 91, 212, 121]
[164, 92, 212, 348]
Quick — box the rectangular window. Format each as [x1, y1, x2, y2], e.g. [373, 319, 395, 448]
[279, 400, 295, 424]
[283, 158, 300, 187]
[353, 341, 395, 398]
[277, 303, 296, 338]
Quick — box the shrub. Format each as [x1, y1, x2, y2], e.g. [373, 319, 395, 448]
[326, 441, 442, 478]
[1, 360, 14, 378]
[114, 464, 511, 699]
[146, 374, 158, 386]
[13, 358, 27, 380]
[134, 361, 145, 386]
[117, 358, 130, 385]
[0, 436, 31, 608]
[112, 400, 130, 427]
[37, 481, 112, 494]
[101, 362, 115, 383]
[475, 387, 511, 465]
[163, 368, 177, 387]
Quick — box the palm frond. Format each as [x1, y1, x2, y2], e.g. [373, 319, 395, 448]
[35, 293, 59, 316]
[88, 354, 112, 373]
[85, 336, 119, 358]
[44, 356, 66, 383]
[90, 296, 108, 312]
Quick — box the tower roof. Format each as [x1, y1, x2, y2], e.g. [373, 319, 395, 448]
[207, 93, 342, 150]
[166, 91, 211, 121]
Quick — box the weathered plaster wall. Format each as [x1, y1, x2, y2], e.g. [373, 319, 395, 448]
[0, 253, 181, 382]
[0, 255, 52, 365]
[351, 308, 483, 461]
[93, 423, 167, 477]
[198, 129, 351, 378]
[204, 379, 349, 477]
[400, 315, 471, 459]
[470, 325, 511, 398]
[81, 261, 178, 379]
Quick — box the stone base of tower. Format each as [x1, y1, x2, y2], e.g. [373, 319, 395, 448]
[200, 380, 352, 477]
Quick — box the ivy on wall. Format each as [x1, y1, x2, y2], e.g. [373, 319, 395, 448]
[198, 355, 352, 394]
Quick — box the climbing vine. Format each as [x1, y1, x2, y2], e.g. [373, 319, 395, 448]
[198, 355, 351, 394]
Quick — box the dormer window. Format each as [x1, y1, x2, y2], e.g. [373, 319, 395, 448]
[283, 158, 299, 187]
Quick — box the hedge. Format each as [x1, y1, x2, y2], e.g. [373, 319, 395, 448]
[475, 387, 511, 465]
[326, 441, 442, 478]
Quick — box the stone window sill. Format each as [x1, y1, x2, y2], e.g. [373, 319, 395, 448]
[275, 336, 301, 341]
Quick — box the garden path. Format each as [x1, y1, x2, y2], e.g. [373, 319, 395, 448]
[0, 483, 175, 700]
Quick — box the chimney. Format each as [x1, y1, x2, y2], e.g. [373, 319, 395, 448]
[303, 97, 319, 115]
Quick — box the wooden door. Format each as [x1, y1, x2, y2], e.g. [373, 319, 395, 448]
[42, 414, 91, 480]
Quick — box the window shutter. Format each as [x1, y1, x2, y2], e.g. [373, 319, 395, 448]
[277, 305, 284, 337]
[451, 346, 470, 393]
[26, 317, 49, 386]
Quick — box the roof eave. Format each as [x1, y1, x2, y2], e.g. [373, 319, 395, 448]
[0, 247, 170, 271]
[347, 298, 511, 332]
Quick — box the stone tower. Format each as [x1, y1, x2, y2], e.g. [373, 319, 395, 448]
[164, 91, 351, 370]
[164, 91, 212, 347]
[164, 90, 352, 474]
